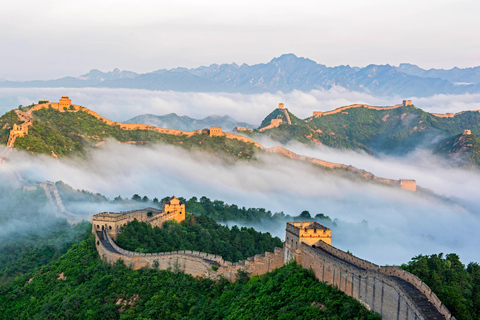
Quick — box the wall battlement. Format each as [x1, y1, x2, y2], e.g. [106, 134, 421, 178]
[93, 209, 453, 319]
[285, 226, 455, 320]
[209, 126, 223, 137]
[93, 196, 185, 240]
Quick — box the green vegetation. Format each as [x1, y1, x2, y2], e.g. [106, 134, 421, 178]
[0, 221, 90, 285]
[401, 253, 480, 320]
[0, 233, 380, 319]
[433, 133, 480, 168]
[0, 184, 91, 285]
[11, 108, 258, 159]
[116, 214, 283, 262]
[0, 110, 20, 144]
[247, 106, 480, 156]
[185, 196, 279, 223]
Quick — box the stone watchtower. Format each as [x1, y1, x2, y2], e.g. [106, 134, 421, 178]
[278, 103, 285, 109]
[464, 129, 472, 135]
[284, 222, 331, 263]
[162, 196, 185, 223]
[209, 126, 223, 137]
[59, 96, 72, 109]
[403, 100, 412, 107]
[92, 196, 185, 240]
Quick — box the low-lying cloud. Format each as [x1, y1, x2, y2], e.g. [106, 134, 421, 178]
[1, 87, 480, 125]
[1, 141, 479, 266]
[0, 87, 479, 267]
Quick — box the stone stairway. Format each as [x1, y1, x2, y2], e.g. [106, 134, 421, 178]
[96, 230, 120, 254]
[389, 276, 446, 320]
[280, 109, 292, 124]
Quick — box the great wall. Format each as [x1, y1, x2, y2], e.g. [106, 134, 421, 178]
[93, 202, 455, 320]
[0, 97, 465, 318]
[1, 97, 420, 192]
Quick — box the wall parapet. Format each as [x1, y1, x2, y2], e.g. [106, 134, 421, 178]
[312, 236, 379, 270]
[103, 229, 224, 262]
[301, 243, 430, 319]
[97, 229, 284, 281]
[380, 266, 454, 319]
[306, 242, 455, 320]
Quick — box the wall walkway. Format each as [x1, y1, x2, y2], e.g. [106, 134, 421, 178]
[94, 220, 455, 320]
[297, 241, 454, 320]
[95, 228, 284, 281]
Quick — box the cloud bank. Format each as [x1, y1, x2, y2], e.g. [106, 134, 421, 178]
[1, 141, 479, 266]
[1, 87, 480, 125]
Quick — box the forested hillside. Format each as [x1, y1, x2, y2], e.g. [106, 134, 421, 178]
[117, 214, 282, 262]
[401, 254, 480, 320]
[243, 105, 480, 156]
[7, 107, 258, 160]
[433, 133, 480, 168]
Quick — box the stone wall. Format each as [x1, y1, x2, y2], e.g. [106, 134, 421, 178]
[398, 179, 417, 192]
[258, 118, 283, 132]
[95, 229, 284, 282]
[298, 240, 455, 320]
[309, 104, 404, 119]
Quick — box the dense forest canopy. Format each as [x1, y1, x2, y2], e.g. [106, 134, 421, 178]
[0, 181, 477, 320]
[401, 253, 480, 320]
[0, 232, 381, 319]
[116, 214, 283, 262]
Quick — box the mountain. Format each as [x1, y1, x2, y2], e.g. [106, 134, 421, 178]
[237, 103, 480, 156]
[396, 63, 480, 85]
[77, 68, 138, 82]
[2, 54, 480, 97]
[125, 113, 255, 131]
[433, 131, 480, 168]
[0, 100, 425, 190]
[0, 104, 259, 160]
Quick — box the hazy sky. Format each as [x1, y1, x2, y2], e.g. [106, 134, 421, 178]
[1, 0, 479, 80]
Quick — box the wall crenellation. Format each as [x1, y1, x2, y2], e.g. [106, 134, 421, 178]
[93, 196, 185, 240]
[94, 209, 453, 320]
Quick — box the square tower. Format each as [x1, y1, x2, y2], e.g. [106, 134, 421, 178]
[209, 126, 223, 137]
[59, 96, 72, 109]
[285, 221, 331, 263]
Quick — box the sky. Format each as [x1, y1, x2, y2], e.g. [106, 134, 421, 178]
[1, 0, 480, 80]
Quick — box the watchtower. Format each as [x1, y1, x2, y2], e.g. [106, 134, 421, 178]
[278, 103, 285, 109]
[92, 196, 185, 240]
[209, 126, 223, 137]
[403, 100, 412, 107]
[464, 129, 472, 135]
[285, 221, 331, 263]
[162, 196, 185, 223]
[11, 123, 29, 136]
[59, 96, 72, 109]
[398, 179, 416, 192]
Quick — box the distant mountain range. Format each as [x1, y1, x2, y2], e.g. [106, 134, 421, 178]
[2, 54, 480, 97]
[125, 114, 255, 132]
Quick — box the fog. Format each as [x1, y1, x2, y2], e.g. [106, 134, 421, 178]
[1, 140, 479, 266]
[1, 87, 480, 125]
[0, 87, 479, 266]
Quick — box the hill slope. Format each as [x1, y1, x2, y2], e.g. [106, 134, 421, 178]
[239, 104, 480, 156]
[0, 104, 259, 160]
[125, 113, 254, 131]
[433, 132, 480, 168]
[0, 229, 380, 319]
